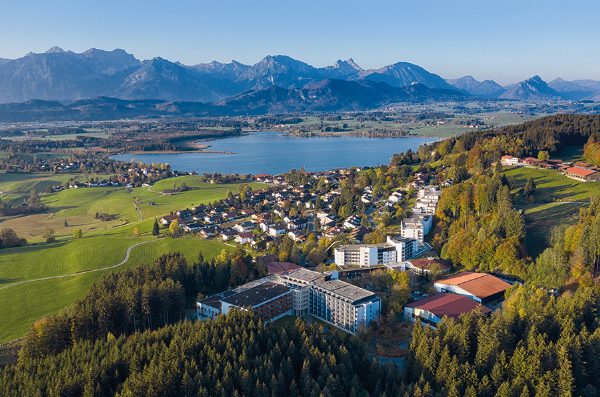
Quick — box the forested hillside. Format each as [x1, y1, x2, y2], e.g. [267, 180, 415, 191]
[406, 285, 600, 397]
[1, 310, 403, 397]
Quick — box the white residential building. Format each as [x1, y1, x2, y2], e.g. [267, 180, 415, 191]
[401, 214, 433, 244]
[334, 236, 419, 267]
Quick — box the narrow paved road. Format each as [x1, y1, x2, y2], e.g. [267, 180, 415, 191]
[0, 239, 159, 291]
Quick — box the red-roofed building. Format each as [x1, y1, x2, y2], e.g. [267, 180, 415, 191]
[501, 155, 519, 166]
[404, 293, 491, 326]
[434, 271, 511, 304]
[564, 167, 600, 182]
[267, 261, 302, 275]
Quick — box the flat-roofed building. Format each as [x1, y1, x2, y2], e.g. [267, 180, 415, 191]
[334, 236, 418, 267]
[401, 214, 433, 244]
[221, 282, 292, 323]
[277, 269, 381, 333]
[404, 292, 492, 326]
[434, 272, 511, 304]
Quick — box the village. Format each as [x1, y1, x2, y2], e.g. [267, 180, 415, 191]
[147, 164, 518, 336]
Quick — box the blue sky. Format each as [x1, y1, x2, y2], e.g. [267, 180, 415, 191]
[1, 0, 599, 85]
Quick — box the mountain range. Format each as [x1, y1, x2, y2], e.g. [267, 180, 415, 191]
[0, 79, 466, 122]
[0, 47, 598, 106]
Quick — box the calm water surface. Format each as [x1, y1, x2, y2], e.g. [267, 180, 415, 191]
[112, 132, 438, 175]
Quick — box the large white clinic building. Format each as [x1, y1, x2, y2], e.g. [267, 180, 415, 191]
[197, 269, 381, 334]
[277, 269, 381, 333]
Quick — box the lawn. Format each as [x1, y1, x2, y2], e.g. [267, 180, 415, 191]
[502, 167, 599, 258]
[0, 237, 145, 286]
[0, 175, 263, 241]
[0, 237, 233, 342]
[503, 167, 600, 203]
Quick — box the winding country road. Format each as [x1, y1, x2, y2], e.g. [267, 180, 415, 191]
[0, 239, 159, 291]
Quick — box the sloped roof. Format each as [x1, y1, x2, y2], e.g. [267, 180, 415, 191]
[435, 272, 510, 299]
[565, 167, 598, 177]
[405, 293, 492, 320]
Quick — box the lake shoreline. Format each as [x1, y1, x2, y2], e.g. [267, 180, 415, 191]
[112, 132, 439, 175]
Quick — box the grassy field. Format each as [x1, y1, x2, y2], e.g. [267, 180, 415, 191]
[0, 237, 145, 286]
[503, 166, 599, 258]
[503, 167, 600, 203]
[139, 177, 267, 219]
[0, 175, 265, 241]
[0, 237, 233, 342]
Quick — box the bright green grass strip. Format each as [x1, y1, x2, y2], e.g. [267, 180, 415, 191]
[503, 167, 600, 202]
[0, 238, 233, 342]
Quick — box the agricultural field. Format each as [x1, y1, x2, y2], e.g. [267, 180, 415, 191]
[139, 177, 267, 219]
[503, 166, 599, 257]
[0, 174, 265, 241]
[0, 236, 233, 342]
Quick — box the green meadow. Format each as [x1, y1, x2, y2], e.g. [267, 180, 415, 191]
[503, 165, 599, 258]
[0, 174, 266, 241]
[0, 236, 233, 342]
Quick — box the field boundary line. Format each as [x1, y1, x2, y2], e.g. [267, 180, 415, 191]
[0, 239, 160, 291]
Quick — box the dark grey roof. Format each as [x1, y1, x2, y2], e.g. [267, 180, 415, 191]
[221, 282, 290, 308]
[312, 279, 376, 303]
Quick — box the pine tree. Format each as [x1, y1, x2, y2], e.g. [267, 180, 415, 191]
[153, 219, 160, 236]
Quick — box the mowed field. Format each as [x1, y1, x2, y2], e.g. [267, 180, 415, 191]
[503, 165, 599, 258]
[139, 177, 267, 219]
[0, 173, 256, 342]
[0, 236, 234, 342]
[0, 173, 266, 241]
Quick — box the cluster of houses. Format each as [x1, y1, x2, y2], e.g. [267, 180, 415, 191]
[501, 155, 600, 182]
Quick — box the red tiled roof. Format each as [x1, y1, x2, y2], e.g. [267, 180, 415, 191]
[565, 167, 598, 177]
[405, 293, 491, 320]
[435, 272, 510, 299]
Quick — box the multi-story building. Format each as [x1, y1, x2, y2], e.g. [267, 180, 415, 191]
[401, 214, 433, 244]
[334, 236, 419, 267]
[197, 269, 380, 334]
[277, 269, 381, 333]
[197, 280, 292, 323]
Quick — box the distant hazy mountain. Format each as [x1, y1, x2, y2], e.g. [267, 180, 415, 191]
[0, 58, 11, 66]
[0, 47, 140, 103]
[233, 55, 322, 91]
[446, 75, 505, 97]
[499, 76, 564, 101]
[107, 57, 225, 102]
[357, 62, 455, 90]
[572, 79, 600, 93]
[547, 78, 596, 100]
[0, 79, 467, 121]
[188, 60, 250, 79]
[0, 47, 597, 105]
[320, 59, 363, 79]
[216, 78, 464, 113]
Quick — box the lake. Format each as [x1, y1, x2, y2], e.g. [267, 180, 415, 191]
[112, 132, 438, 175]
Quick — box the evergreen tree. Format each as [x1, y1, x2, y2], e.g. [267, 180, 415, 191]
[152, 219, 160, 236]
